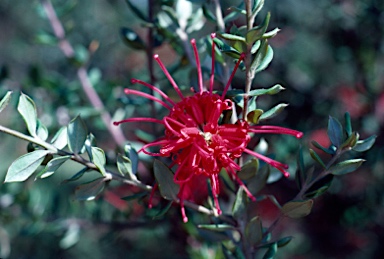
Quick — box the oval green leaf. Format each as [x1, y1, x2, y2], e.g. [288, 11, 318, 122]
[37, 155, 71, 179]
[330, 159, 365, 175]
[245, 216, 263, 246]
[5, 150, 51, 182]
[282, 199, 313, 219]
[74, 177, 105, 201]
[0, 91, 12, 113]
[117, 154, 138, 181]
[17, 92, 38, 137]
[153, 159, 179, 201]
[67, 115, 87, 154]
[328, 116, 344, 148]
[91, 147, 106, 176]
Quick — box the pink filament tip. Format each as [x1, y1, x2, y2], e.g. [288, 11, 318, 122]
[131, 78, 139, 84]
[296, 132, 304, 138]
[283, 171, 290, 178]
[113, 121, 119, 126]
[210, 33, 216, 39]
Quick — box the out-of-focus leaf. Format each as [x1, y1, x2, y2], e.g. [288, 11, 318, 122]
[37, 155, 71, 179]
[35, 32, 57, 45]
[125, 0, 147, 21]
[117, 154, 138, 181]
[198, 224, 236, 232]
[5, 150, 51, 182]
[262, 242, 277, 259]
[277, 236, 293, 247]
[153, 201, 173, 219]
[186, 8, 205, 34]
[295, 146, 305, 190]
[238, 159, 259, 180]
[328, 116, 344, 148]
[0, 91, 12, 113]
[51, 126, 68, 150]
[330, 159, 365, 175]
[121, 192, 147, 201]
[202, 5, 216, 23]
[353, 135, 376, 152]
[245, 216, 262, 246]
[282, 199, 313, 219]
[120, 27, 146, 50]
[67, 115, 87, 154]
[153, 159, 179, 200]
[340, 132, 359, 149]
[17, 92, 38, 137]
[309, 149, 326, 168]
[74, 177, 105, 201]
[252, 0, 265, 16]
[59, 223, 80, 249]
[259, 103, 288, 121]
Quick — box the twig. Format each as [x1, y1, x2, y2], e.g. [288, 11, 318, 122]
[41, 0, 126, 147]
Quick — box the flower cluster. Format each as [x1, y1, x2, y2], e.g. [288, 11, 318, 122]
[114, 34, 303, 222]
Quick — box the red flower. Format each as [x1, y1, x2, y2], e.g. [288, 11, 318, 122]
[114, 34, 303, 222]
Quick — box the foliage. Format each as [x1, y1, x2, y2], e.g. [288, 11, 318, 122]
[0, 0, 382, 258]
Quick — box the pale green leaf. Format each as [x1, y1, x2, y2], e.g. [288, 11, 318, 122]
[17, 92, 38, 137]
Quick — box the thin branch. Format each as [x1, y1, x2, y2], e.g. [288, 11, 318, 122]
[41, 0, 126, 147]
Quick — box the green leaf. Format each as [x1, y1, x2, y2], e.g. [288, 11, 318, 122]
[251, 40, 273, 75]
[198, 224, 236, 232]
[37, 155, 71, 179]
[244, 84, 285, 97]
[353, 135, 376, 152]
[117, 154, 138, 181]
[330, 159, 365, 175]
[262, 242, 277, 259]
[259, 103, 288, 121]
[0, 91, 12, 113]
[340, 132, 359, 149]
[309, 149, 326, 168]
[153, 201, 173, 219]
[252, 0, 265, 17]
[277, 236, 293, 247]
[238, 158, 259, 180]
[5, 150, 51, 182]
[247, 164, 270, 195]
[304, 174, 333, 199]
[124, 143, 139, 174]
[213, 38, 241, 59]
[328, 116, 344, 148]
[245, 216, 262, 246]
[61, 167, 89, 184]
[120, 27, 146, 50]
[17, 92, 38, 137]
[36, 120, 49, 141]
[218, 33, 246, 43]
[263, 28, 280, 39]
[91, 147, 107, 176]
[51, 126, 68, 149]
[153, 159, 179, 200]
[311, 140, 336, 155]
[246, 12, 270, 44]
[74, 177, 105, 201]
[202, 4, 217, 23]
[125, 0, 148, 21]
[282, 200, 313, 219]
[344, 112, 352, 137]
[232, 187, 248, 218]
[121, 192, 147, 201]
[67, 115, 87, 154]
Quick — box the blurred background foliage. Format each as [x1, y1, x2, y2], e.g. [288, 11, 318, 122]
[0, 0, 383, 258]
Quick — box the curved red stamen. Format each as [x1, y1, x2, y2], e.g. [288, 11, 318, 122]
[191, 39, 204, 93]
[227, 166, 256, 201]
[148, 183, 158, 209]
[210, 33, 216, 94]
[221, 53, 246, 100]
[244, 148, 290, 177]
[131, 78, 176, 106]
[125, 89, 172, 110]
[154, 54, 184, 100]
[249, 125, 303, 138]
